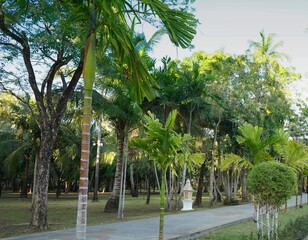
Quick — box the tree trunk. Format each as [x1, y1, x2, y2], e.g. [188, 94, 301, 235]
[20, 155, 30, 198]
[154, 161, 161, 192]
[241, 168, 247, 202]
[0, 173, 3, 198]
[216, 139, 223, 202]
[30, 131, 55, 230]
[159, 168, 167, 240]
[209, 155, 215, 207]
[118, 125, 129, 219]
[56, 178, 62, 199]
[209, 119, 220, 207]
[194, 160, 206, 207]
[76, 87, 93, 239]
[145, 159, 152, 204]
[93, 120, 102, 202]
[129, 151, 138, 197]
[31, 153, 38, 209]
[76, 30, 96, 240]
[104, 122, 125, 212]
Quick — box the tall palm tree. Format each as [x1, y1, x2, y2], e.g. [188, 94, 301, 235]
[248, 30, 287, 64]
[74, 2, 197, 238]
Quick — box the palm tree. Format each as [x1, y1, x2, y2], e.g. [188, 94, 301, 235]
[221, 123, 279, 202]
[74, 2, 197, 238]
[130, 110, 192, 240]
[248, 30, 287, 64]
[274, 139, 308, 208]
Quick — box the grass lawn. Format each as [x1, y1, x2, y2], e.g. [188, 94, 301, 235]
[0, 191, 157, 238]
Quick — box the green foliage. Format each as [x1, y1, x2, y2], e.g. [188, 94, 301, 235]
[279, 214, 308, 240]
[274, 139, 308, 173]
[236, 123, 278, 164]
[247, 161, 296, 207]
[130, 110, 192, 170]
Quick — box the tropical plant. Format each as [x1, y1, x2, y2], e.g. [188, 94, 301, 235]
[221, 123, 280, 202]
[274, 139, 308, 208]
[130, 110, 192, 240]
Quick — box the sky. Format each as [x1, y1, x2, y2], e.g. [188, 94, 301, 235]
[143, 0, 308, 99]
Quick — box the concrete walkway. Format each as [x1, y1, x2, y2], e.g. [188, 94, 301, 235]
[3, 194, 307, 240]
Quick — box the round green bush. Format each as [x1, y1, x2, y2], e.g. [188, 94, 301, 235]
[247, 161, 296, 207]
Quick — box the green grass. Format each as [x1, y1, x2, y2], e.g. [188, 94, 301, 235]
[195, 205, 308, 240]
[0, 191, 159, 238]
[0, 191, 219, 238]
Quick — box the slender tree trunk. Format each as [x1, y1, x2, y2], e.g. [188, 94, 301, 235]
[209, 119, 220, 207]
[209, 155, 215, 207]
[153, 161, 161, 192]
[0, 173, 2, 198]
[274, 208, 278, 240]
[216, 139, 223, 202]
[233, 172, 240, 203]
[118, 125, 129, 219]
[129, 151, 138, 197]
[159, 168, 167, 240]
[93, 120, 102, 202]
[224, 171, 231, 204]
[298, 175, 303, 208]
[20, 155, 30, 198]
[76, 87, 93, 239]
[194, 160, 206, 207]
[56, 178, 62, 199]
[266, 208, 270, 240]
[256, 202, 260, 234]
[241, 168, 247, 202]
[76, 30, 96, 240]
[104, 122, 125, 212]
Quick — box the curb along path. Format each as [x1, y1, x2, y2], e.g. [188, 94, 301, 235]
[3, 194, 306, 240]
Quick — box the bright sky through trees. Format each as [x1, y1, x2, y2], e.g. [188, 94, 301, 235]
[142, 0, 308, 98]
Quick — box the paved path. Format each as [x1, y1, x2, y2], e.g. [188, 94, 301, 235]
[3, 194, 307, 240]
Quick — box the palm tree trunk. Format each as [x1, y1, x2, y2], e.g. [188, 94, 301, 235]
[241, 168, 247, 202]
[20, 155, 29, 198]
[93, 120, 102, 202]
[146, 160, 151, 204]
[118, 125, 129, 219]
[194, 160, 206, 207]
[104, 122, 125, 212]
[209, 118, 220, 207]
[76, 31, 96, 240]
[159, 168, 167, 240]
[154, 161, 161, 192]
[129, 151, 138, 197]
